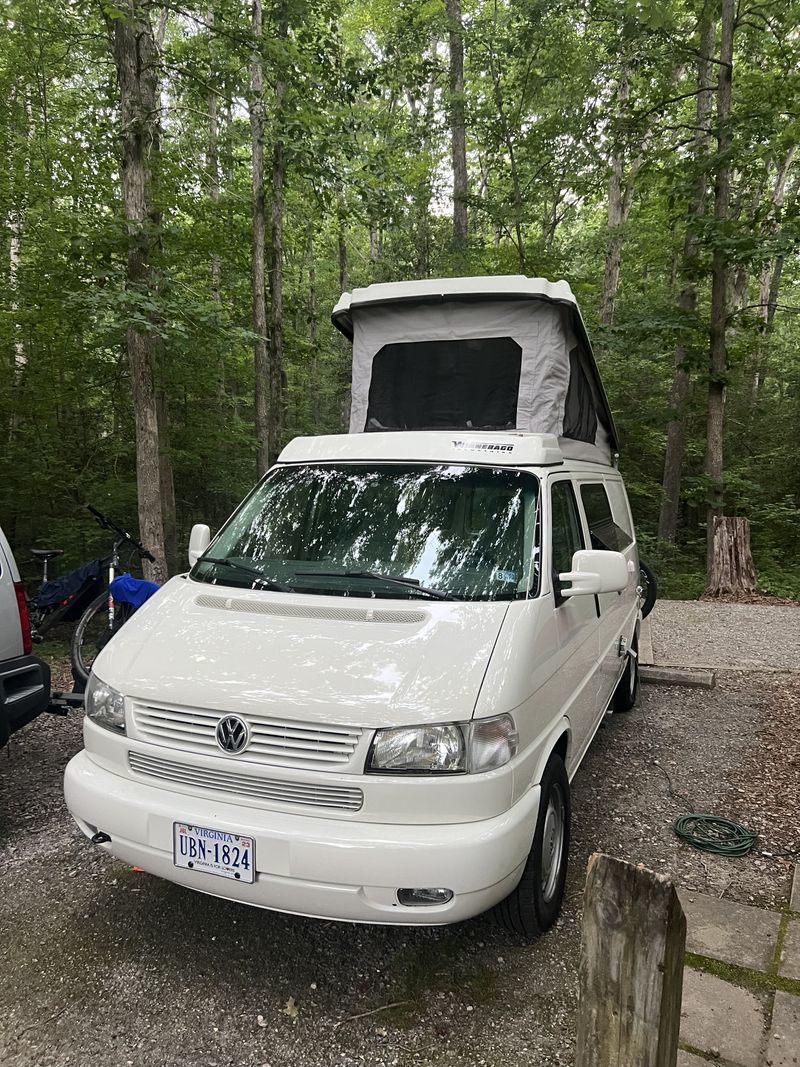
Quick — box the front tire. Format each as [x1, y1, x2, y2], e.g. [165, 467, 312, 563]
[493, 754, 571, 940]
[612, 636, 640, 712]
[638, 559, 657, 619]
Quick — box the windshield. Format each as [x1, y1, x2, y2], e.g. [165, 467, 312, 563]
[192, 464, 540, 601]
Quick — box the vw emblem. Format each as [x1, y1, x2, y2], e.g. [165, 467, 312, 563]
[215, 715, 249, 754]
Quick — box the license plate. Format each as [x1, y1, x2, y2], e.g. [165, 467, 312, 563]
[173, 823, 255, 883]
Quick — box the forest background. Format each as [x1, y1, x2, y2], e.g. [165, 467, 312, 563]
[1, 0, 799, 599]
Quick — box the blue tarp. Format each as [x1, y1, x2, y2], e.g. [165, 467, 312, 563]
[36, 559, 103, 609]
[109, 573, 160, 609]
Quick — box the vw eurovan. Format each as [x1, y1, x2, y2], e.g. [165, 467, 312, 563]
[64, 277, 643, 939]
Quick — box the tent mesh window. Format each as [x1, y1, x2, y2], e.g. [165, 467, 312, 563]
[365, 337, 522, 432]
[563, 348, 598, 444]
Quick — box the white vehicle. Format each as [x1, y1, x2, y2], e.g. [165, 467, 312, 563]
[64, 276, 642, 938]
[0, 524, 51, 748]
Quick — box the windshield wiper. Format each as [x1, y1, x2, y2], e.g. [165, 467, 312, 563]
[196, 556, 293, 593]
[293, 569, 454, 601]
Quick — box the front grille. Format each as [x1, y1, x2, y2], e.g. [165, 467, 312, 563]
[128, 750, 364, 812]
[131, 701, 363, 769]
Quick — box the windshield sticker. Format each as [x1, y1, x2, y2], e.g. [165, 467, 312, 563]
[451, 440, 514, 453]
[494, 569, 517, 584]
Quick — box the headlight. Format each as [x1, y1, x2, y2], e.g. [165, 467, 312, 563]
[468, 714, 518, 773]
[367, 714, 519, 775]
[85, 673, 126, 732]
[367, 724, 466, 774]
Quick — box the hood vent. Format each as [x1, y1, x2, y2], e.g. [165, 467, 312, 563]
[194, 594, 427, 625]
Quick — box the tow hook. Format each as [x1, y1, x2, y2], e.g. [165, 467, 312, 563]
[91, 831, 111, 846]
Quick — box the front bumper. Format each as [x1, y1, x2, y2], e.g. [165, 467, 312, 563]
[64, 749, 539, 925]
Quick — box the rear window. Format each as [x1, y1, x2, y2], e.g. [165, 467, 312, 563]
[579, 482, 633, 552]
[366, 337, 522, 432]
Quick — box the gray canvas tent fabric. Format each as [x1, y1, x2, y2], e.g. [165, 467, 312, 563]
[332, 278, 617, 465]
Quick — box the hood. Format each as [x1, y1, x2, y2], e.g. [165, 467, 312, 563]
[93, 577, 510, 727]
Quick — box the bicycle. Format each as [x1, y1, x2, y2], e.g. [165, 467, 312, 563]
[69, 506, 156, 688]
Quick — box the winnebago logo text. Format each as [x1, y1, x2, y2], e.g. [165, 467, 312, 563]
[451, 440, 514, 452]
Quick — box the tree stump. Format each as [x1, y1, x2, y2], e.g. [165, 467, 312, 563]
[706, 515, 758, 596]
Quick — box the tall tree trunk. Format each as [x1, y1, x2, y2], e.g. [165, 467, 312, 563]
[207, 83, 225, 400]
[658, 14, 715, 544]
[704, 0, 735, 578]
[250, 0, 269, 478]
[307, 227, 320, 428]
[337, 195, 348, 292]
[157, 389, 177, 574]
[600, 70, 645, 326]
[751, 146, 795, 400]
[445, 0, 467, 251]
[487, 24, 524, 270]
[109, 0, 168, 583]
[207, 10, 221, 311]
[268, 0, 288, 465]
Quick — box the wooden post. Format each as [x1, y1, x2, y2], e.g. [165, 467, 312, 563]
[575, 853, 686, 1067]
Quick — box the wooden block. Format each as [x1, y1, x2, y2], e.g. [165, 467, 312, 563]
[575, 853, 687, 1067]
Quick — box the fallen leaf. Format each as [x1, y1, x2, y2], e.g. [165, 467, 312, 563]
[283, 997, 299, 1021]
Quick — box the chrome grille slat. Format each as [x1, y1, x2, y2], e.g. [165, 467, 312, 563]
[128, 751, 363, 811]
[247, 732, 355, 753]
[131, 701, 363, 768]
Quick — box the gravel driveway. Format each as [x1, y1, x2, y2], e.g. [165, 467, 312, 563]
[2, 651, 797, 1067]
[651, 599, 800, 670]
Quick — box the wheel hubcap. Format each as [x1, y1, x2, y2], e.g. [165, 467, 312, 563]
[541, 784, 565, 903]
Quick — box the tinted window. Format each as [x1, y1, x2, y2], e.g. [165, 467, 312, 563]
[551, 480, 584, 576]
[580, 482, 633, 551]
[193, 464, 540, 602]
[366, 337, 522, 431]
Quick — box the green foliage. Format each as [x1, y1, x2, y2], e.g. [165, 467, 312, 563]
[1, 0, 799, 601]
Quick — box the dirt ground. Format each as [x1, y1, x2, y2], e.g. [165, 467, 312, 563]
[2, 653, 797, 1067]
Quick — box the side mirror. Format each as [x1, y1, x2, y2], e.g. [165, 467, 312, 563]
[188, 524, 211, 568]
[558, 549, 629, 598]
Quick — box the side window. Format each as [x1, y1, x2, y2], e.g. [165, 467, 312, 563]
[580, 482, 633, 552]
[550, 480, 585, 576]
[605, 479, 635, 543]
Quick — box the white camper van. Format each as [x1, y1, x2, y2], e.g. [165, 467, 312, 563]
[64, 276, 642, 939]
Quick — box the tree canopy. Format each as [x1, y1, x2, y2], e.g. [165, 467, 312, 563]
[2, 0, 799, 597]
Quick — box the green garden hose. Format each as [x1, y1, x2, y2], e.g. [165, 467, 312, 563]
[673, 814, 758, 858]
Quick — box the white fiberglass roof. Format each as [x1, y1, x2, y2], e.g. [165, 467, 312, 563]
[332, 275, 579, 337]
[278, 430, 566, 468]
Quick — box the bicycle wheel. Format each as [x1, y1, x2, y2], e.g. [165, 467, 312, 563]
[70, 591, 117, 690]
[638, 559, 658, 620]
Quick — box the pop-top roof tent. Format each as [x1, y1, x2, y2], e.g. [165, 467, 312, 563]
[331, 275, 618, 466]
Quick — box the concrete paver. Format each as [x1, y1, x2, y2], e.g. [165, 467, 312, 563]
[764, 991, 800, 1067]
[779, 918, 800, 982]
[679, 967, 766, 1067]
[791, 865, 800, 913]
[679, 890, 782, 972]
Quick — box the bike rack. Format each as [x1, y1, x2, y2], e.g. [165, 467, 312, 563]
[46, 690, 85, 716]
